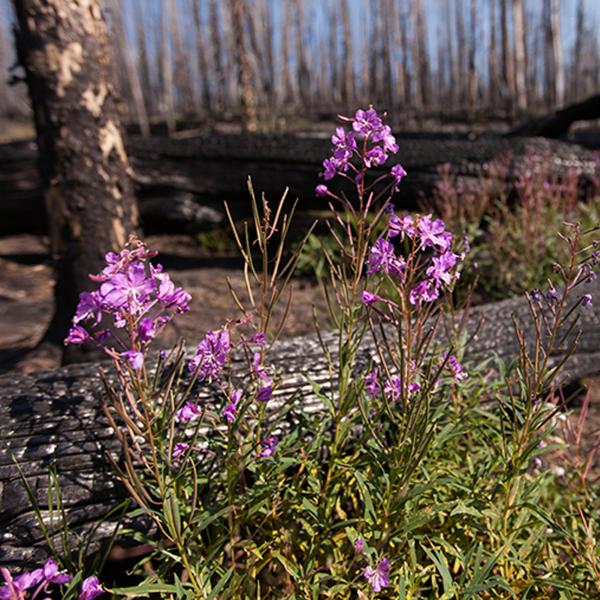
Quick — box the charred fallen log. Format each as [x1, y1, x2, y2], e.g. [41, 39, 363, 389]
[1, 281, 599, 568]
[0, 133, 597, 235]
[509, 93, 600, 138]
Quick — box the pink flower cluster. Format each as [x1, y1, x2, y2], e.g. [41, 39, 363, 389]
[316, 107, 406, 197]
[64, 237, 191, 371]
[0, 560, 102, 600]
[364, 212, 461, 308]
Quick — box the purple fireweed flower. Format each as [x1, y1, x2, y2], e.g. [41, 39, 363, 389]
[384, 375, 402, 401]
[362, 290, 384, 306]
[252, 352, 272, 383]
[172, 443, 189, 459]
[388, 213, 417, 239]
[390, 163, 407, 187]
[417, 214, 452, 252]
[138, 316, 156, 343]
[331, 126, 357, 153]
[42, 560, 71, 585]
[315, 184, 329, 197]
[176, 401, 202, 422]
[257, 386, 273, 402]
[78, 576, 104, 600]
[73, 291, 104, 325]
[250, 331, 267, 346]
[352, 107, 383, 137]
[426, 251, 458, 285]
[121, 350, 144, 371]
[222, 402, 237, 423]
[545, 288, 560, 305]
[64, 324, 91, 346]
[409, 279, 440, 306]
[322, 157, 339, 181]
[189, 327, 231, 380]
[100, 262, 155, 313]
[529, 288, 544, 303]
[0, 564, 46, 599]
[408, 381, 421, 394]
[364, 557, 391, 592]
[364, 369, 380, 395]
[446, 354, 468, 381]
[259, 436, 278, 457]
[367, 238, 405, 278]
[364, 146, 388, 168]
[354, 538, 365, 554]
[222, 389, 242, 423]
[372, 124, 399, 154]
[152, 265, 191, 313]
[582, 293, 593, 308]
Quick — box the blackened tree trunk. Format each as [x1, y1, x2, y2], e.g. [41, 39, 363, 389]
[12, 0, 138, 363]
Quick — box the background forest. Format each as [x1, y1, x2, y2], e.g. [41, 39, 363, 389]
[2, 0, 600, 135]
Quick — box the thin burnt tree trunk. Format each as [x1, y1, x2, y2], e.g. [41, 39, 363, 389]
[12, 0, 139, 363]
[512, 0, 528, 114]
[230, 0, 257, 131]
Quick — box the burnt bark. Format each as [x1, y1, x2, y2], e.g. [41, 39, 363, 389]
[11, 0, 139, 359]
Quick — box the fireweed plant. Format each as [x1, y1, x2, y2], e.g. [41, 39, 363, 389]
[6, 108, 600, 597]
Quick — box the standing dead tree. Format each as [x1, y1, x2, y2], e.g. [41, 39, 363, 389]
[11, 0, 139, 363]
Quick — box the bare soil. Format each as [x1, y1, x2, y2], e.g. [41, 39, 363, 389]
[0, 234, 331, 373]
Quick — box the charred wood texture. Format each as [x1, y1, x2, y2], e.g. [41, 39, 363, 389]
[11, 0, 139, 352]
[1, 281, 600, 568]
[0, 133, 598, 236]
[509, 93, 600, 138]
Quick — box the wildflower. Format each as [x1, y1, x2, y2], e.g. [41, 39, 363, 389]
[372, 124, 399, 153]
[172, 443, 189, 459]
[315, 184, 329, 197]
[121, 350, 144, 371]
[367, 238, 405, 278]
[364, 146, 388, 168]
[390, 163, 407, 187]
[250, 331, 267, 346]
[78, 576, 104, 600]
[529, 288, 544, 303]
[259, 436, 278, 457]
[189, 327, 231, 380]
[42, 560, 71, 585]
[388, 213, 416, 239]
[446, 354, 468, 381]
[364, 369, 380, 395]
[362, 290, 384, 306]
[354, 538, 365, 554]
[545, 288, 560, 305]
[409, 279, 440, 306]
[73, 291, 103, 325]
[138, 316, 157, 343]
[426, 251, 458, 285]
[352, 107, 383, 136]
[100, 261, 155, 314]
[222, 389, 242, 423]
[252, 352, 272, 383]
[257, 386, 273, 402]
[322, 157, 340, 180]
[417, 214, 452, 252]
[582, 293, 593, 308]
[176, 401, 202, 422]
[384, 375, 402, 401]
[65, 324, 91, 346]
[331, 126, 357, 154]
[364, 557, 390, 592]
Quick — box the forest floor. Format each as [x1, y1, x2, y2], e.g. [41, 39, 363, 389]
[0, 233, 331, 374]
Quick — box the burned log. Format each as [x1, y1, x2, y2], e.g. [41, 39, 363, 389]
[1, 280, 600, 568]
[509, 93, 600, 138]
[0, 133, 597, 235]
